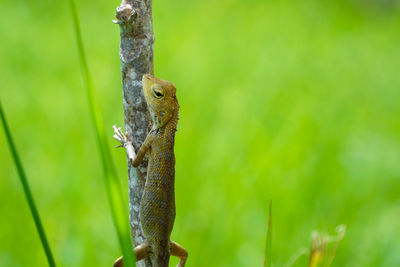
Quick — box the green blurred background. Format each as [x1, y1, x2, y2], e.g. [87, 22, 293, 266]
[1, 0, 400, 266]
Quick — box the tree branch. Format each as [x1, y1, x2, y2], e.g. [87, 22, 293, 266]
[114, 0, 154, 266]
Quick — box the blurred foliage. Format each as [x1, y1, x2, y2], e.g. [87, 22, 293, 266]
[309, 225, 346, 267]
[264, 200, 272, 267]
[1, 0, 400, 266]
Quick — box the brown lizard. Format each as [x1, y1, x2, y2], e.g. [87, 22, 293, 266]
[113, 74, 188, 267]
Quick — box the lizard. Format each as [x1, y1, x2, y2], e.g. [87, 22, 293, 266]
[113, 74, 188, 267]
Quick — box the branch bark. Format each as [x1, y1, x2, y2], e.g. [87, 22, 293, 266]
[114, 1, 154, 266]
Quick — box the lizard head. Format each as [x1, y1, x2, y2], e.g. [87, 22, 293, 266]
[142, 74, 179, 129]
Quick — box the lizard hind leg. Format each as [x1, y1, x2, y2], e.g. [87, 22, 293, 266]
[170, 240, 188, 267]
[114, 242, 152, 267]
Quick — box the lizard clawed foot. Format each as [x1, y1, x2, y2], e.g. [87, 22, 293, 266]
[113, 125, 130, 148]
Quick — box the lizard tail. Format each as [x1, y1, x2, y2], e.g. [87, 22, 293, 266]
[156, 240, 170, 267]
[156, 254, 170, 267]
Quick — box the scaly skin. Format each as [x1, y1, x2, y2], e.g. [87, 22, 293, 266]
[113, 74, 187, 267]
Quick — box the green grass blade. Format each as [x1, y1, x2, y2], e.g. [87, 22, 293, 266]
[69, 1, 135, 266]
[264, 199, 272, 267]
[0, 103, 57, 267]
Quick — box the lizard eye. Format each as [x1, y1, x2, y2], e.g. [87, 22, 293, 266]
[152, 85, 164, 98]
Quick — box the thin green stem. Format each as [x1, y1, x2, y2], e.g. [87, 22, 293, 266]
[285, 248, 308, 267]
[69, 1, 135, 266]
[0, 103, 56, 267]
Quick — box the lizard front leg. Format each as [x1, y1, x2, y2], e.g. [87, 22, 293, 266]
[113, 125, 136, 161]
[113, 125, 152, 167]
